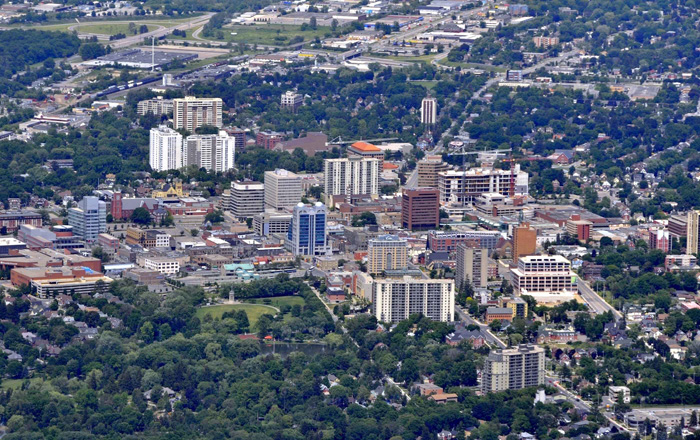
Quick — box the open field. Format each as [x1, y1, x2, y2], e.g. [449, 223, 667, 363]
[196, 303, 277, 329]
[1, 378, 55, 392]
[76, 23, 157, 35]
[7, 16, 202, 34]
[437, 59, 508, 72]
[169, 24, 332, 46]
[245, 295, 305, 309]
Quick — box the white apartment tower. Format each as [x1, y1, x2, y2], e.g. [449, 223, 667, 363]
[137, 97, 173, 116]
[264, 169, 303, 210]
[482, 345, 545, 393]
[323, 157, 379, 200]
[185, 131, 236, 172]
[367, 235, 408, 274]
[149, 126, 183, 172]
[438, 165, 529, 205]
[173, 96, 223, 131]
[372, 277, 455, 323]
[421, 97, 437, 126]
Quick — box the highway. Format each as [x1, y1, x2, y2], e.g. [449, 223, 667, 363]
[102, 13, 215, 49]
[578, 279, 622, 320]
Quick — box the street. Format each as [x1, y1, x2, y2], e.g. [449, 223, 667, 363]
[578, 279, 622, 320]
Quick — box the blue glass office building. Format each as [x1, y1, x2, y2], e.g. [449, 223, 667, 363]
[288, 202, 328, 256]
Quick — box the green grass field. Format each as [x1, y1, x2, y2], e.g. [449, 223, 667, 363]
[245, 295, 305, 309]
[1, 378, 54, 391]
[206, 24, 331, 46]
[437, 59, 508, 72]
[75, 23, 155, 35]
[196, 304, 277, 329]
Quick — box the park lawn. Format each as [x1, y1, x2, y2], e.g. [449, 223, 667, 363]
[410, 80, 438, 90]
[244, 295, 305, 309]
[219, 24, 332, 46]
[1, 378, 55, 392]
[196, 304, 276, 329]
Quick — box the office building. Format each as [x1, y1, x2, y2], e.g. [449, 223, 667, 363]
[372, 277, 454, 323]
[402, 188, 440, 231]
[649, 228, 671, 253]
[421, 97, 437, 126]
[149, 126, 183, 172]
[565, 215, 592, 241]
[68, 197, 106, 243]
[323, 157, 380, 199]
[253, 212, 292, 236]
[184, 131, 236, 172]
[288, 202, 328, 256]
[455, 244, 488, 289]
[482, 345, 545, 393]
[11, 267, 112, 298]
[125, 228, 171, 248]
[438, 165, 529, 205]
[417, 155, 448, 188]
[173, 96, 223, 131]
[513, 222, 537, 261]
[137, 97, 173, 116]
[281, 90, 303, 111]
[264, 169, 302, 210]
[687, 210, 700, 255]
[509, 255, 577, 304]
[506, 70, 523, 81]
[347, 141, 384, 165]
[608, 386, 631, 404]
[225, 181, 264, 219]
[427, 230, 501, 252]
[256, 131, 284, 149]
[668, 214, 688, 238]
[225, 128, 247, 151]
[367, 234, 408, 274]
[138, 256, 180, 275]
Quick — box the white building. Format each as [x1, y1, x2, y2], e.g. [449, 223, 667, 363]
[421, 97, 437, 126]
[68, 196, 106, 243]
[253, 212, 292, 236]
[149, 126, 183, 172]
[173, 96, 223, 131]
[438, 165, 529, 204]
[184, 131, 236, 172]
[482, 345, 545, 393]
[372, 277, 455, 323]
[455, 245, 488, 289]
[509, 255, 577, 304]
[139, 256, 180, 275]
[225, 181, 264, 219]
[281, 90, 303, 111]
[608, 386, 631, 404]
[323, 157, 379, 201]
[137, 97, 173, 116]
[264, 169, 303, 210]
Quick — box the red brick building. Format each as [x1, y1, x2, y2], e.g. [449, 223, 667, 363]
[256, 131, 284, 150]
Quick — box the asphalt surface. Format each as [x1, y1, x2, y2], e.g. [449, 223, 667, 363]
[578, 279, 622, 320]
[454, 306, 507, 348]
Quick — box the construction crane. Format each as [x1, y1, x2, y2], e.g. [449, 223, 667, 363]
[499, 155, 549, 197]
[329, 136, 400, 145]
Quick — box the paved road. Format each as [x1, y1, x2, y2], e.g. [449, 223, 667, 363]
[578, 279, 622, 319]
[454, 306, 507, 348]
[105, 13, 215, 49]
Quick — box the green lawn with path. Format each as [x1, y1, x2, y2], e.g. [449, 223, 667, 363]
[196, 304, 277, 329]
[245, 295, 305, 309]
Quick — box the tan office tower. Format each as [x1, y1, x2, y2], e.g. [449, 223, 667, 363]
[417, 156, 448, 188]
[455, 244, 488, 289]
[687, 211, 700, 255]
[368, 234, 408, 274]
[513, 222, 537, 261]
[173, 96, 223, 132]
[482, 344, 545, 393]
[264, 169, 302, 210]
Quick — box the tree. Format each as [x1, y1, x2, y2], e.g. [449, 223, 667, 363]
[131, 207, 151, 225]
[309, 16, 317, 30]
[351, 212, 377, 227]
[489, 320, 502, 332]
[92, 246, 110, 263]
[205, 210, 224, 224]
